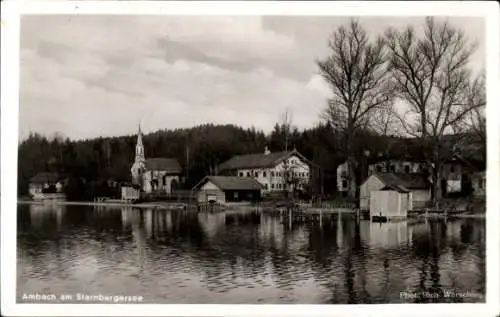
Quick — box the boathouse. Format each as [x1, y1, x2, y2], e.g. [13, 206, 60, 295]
[360, 173, 431, 211]
[370, 185, 411, 220]
[192, 176, 264, 204]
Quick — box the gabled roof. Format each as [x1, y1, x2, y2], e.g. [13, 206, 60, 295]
[193, 176, 264, 191]
[369, 172, 430, 190]
[145, 158, 181, 173]
[218, 149, 314, 172]
[29, 172, 65, 184]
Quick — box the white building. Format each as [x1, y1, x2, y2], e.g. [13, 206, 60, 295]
[471, 171, 486, 197]
[218, 147, 312, 193]
[336, 162, 349, 193]
[130, 125, 182, 194]
[28, 172, 67, 201]
[360, 173, 431, 211]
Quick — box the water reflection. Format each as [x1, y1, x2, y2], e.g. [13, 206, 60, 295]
[17, 204, 485, 304]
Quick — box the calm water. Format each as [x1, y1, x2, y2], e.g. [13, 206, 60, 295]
[17, 204, 485, 304]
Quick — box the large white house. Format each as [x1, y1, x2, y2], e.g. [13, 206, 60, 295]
[218, 147, 312, 193]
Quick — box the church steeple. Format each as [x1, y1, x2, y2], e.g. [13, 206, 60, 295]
[135, 124, 145, 163]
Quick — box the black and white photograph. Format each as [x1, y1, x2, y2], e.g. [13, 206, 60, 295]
[1, 1, 499, 317]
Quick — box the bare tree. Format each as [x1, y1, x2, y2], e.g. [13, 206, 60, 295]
[317, 19, 391, 198]
[370, 106, 401, 170]
[462, 75, 487, 163]
[279, 108, 296, 197]
[385, 17, 486, 205]
[467, 75, 486, 140]
[282, 108, 293, 152]
[371, 105, 399, 137]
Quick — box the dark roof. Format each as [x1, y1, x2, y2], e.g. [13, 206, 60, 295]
[193, 176, 264, 191]
[380, 185, 410, 193]
[371, 172, 430, 190]
[29, 172, 65, 184]
[219, 150, 313, 172]
[145, 158, 181, 173]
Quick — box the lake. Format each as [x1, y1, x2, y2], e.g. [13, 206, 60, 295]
[16, 204, 485, 304]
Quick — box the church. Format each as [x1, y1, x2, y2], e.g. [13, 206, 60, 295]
[130, 125, 182, 194]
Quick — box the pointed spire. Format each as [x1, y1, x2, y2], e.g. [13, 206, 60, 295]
[135, 123, 145, 163]
[137, 123, 143, 146]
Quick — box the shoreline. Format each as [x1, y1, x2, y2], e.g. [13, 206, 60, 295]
[17, 200, 486, 218]
[17, 200, 191, 210]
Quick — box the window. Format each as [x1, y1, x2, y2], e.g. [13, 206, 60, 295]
[404, 165, 410, 173]
[271, 184, 275, 189]
[163, 175, 167, 186]
[271, 171, 275, 177]
[263, 172, 267, 177]
[376, 166, 382, 173]
[234, 192, 239, 199]
[247, 172, 250, 177]
[342, 179, 348, 188]
[390, 165, 396, 172]
[478, 179, 483, 189]
[450, 165, 455, 173]
[239, 172, 244, 177]
[264, 184, 268, 189]
[254, 171, 258, 177]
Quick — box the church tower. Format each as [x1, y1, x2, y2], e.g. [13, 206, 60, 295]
[135, 124, 145, 163]
[131, 124, 146, 187]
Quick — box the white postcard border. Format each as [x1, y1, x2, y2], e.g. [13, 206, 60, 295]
[1, 1, 499, 317]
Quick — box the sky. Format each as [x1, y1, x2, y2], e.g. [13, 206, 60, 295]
[19, 15, 485, 141]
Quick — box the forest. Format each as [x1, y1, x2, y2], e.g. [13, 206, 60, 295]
[17, 123, 356, 199]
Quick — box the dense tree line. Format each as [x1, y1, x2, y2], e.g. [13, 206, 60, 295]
[18, 121, 479, 201]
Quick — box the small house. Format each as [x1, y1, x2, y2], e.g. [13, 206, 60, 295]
[360, 173, 431, 211]
[370, 185, 411, 220]
[192, 176, 264, 205]
[29, 172, 67, 200]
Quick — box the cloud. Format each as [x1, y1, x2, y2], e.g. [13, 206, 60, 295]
[19, 15, 485, 141]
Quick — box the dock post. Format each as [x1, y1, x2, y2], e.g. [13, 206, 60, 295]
[319, 210, 323, 227]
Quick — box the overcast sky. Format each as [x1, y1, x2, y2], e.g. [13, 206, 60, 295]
[19, 15, 485, 141]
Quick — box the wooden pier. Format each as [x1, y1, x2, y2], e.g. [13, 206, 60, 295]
[270, 207, 370, 226]
[197, 201, 225, 212]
